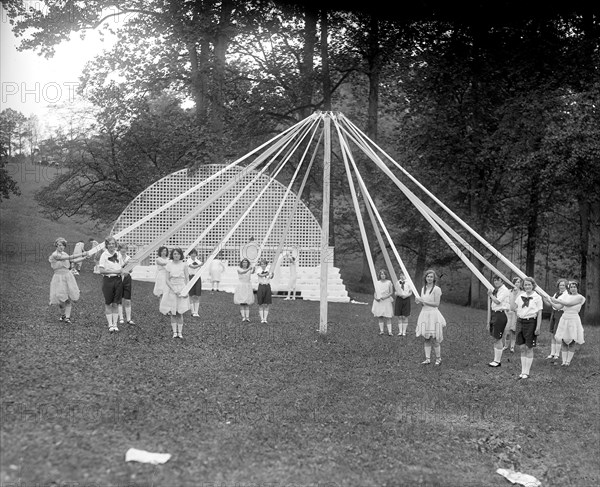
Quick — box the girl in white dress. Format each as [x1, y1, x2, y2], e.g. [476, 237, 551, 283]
[153, 246, 169, 297]
[372, 269, 394, 336]
[544, 278, 568, 362]
[234, 258, 255, 321]
[48, 237, 87, 323]
[284, 253, 297, 300]
[415, 269, 446, 365]
[159, 248, 190, 338]
[209, 255, 226, 291]
[551, 280, 586, 366]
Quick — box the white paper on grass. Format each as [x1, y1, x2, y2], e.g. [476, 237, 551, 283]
[496, 468, 542, 487]
[125, 448, 172, 465]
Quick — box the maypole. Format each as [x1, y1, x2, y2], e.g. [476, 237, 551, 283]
[320, 113, 331, 334]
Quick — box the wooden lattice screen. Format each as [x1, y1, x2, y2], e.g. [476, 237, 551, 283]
[111, 164, 326, 267]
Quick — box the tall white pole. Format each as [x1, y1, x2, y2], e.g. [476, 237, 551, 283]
[320, 114, 331, 334]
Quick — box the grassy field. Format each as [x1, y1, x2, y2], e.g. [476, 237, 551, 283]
[1, 161, 599, 486]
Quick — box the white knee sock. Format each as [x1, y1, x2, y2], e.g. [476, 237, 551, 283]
[424, 343, 432, 359]
[65, 304, 72, 318]
[378, 320, 384, 333]
[434, 343, 441, 359]
[386, 321, 392, 334]
[494, 348, 503, 363]
[523, 356, 533, 374]
[566, 350, 574, 364]
[106, 314, 113, 328]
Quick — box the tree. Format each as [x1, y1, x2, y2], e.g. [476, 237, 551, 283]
[35, 95, 202, 222]
[2, 0, 262, 164]
[0, 108, 28, 157]
[541, 86, 600, 325]
[0, 109, 25, 201]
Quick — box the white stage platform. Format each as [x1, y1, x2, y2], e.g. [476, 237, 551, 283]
[131, 265, 350, 303]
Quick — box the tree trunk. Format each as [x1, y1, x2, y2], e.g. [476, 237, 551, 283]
[299, 5, 317, 120]
[413, 232, 428, 291]
[359, 15, 382, 286]
[188, 39, 209, 121]
[582, 199, 600, 325]
[525, 177, 540, 276]
[211, 0, 233, 163]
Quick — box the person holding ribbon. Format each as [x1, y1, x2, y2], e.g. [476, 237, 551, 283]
[48, 237, 88, 323]
[284, 252, 298, 300]
[372, 269, 395, 336]
[117, 242, 136, 326]
[394, 272, 412, 336]
[234, 258, 255, 321]
[159, 248, 190, 338]
[513, 276, 543, 379]
[487, 275, 510, 367]
[98, 236, 127, 332]
[551, 280, 586, 366]
[544, 278, 568, 363]
[504, 276, 522, 353]
[256, 258, 274, 324]
[186, 249, 203, 317]
[153, 246, 169, 298]
[415, 269, 446, 365]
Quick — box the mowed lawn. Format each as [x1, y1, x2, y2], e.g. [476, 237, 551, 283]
[1, 162, 599, 486]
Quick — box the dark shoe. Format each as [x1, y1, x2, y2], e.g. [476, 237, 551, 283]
[63, 317, 72, 324]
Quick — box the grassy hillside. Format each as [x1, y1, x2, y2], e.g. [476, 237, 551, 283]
[0, 160, 109, 255]
[1, 160, 598, 486]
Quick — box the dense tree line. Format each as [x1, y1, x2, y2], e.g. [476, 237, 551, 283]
[2, 0, 598, 322]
